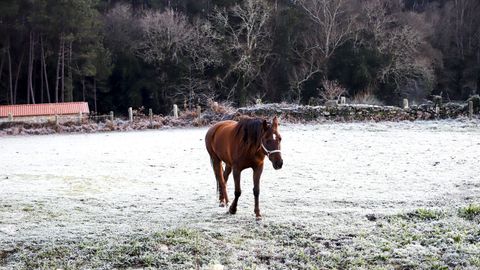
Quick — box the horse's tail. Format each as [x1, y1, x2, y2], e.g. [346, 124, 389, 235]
[206, 124, 221, 195]
[209, 157, 220, 194]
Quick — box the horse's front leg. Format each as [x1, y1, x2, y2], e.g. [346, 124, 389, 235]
[229, 168, 241, 214]
[253, 164, 264, 219]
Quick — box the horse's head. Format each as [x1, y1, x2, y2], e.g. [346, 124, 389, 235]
[262, 116, 283, 170]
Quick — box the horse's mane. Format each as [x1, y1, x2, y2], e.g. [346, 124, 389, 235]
[235, 117, 265, 150]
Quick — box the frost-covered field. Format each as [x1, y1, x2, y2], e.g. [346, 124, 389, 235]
[1, 120, 480, 269]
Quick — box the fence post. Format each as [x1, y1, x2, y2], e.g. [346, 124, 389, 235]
[340, 96, 346, 105]
[128, 107, 133, 122]
[55, 115, 59, 125]
[173, 104, 179, 118]
[78, 112, 83, 123]
[403, 98, 409, 109]
[149, 108, 153, 127]
[469, 101, 473, 119]
[196, 105, 201, 117]
[7, 113, 13, 122]
[433, 95, 442, 107]
[110, 111, 114, 122]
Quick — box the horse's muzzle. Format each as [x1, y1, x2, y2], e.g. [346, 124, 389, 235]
[273, 159, 283, 170]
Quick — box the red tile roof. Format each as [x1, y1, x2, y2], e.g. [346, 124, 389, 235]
[0, 102, 90, 117]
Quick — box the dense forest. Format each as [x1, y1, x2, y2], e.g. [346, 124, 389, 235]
[0, 0, 479, 114]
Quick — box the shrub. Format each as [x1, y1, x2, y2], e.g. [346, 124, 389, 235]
[320, 80, 346, 101]
[352, 91, 384, 105]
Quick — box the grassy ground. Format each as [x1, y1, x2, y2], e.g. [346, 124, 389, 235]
[2, 205, 479, 270]
[1, 123, 479, 269]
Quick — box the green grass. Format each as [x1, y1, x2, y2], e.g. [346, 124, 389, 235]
[3, 209, 480, 270]
[21, 206, 34, 212]
[9, 228, 215, 269]
[458, 204, 480, 220]
[400, 208, 444, 220]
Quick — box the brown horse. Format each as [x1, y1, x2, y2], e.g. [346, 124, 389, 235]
[205, 116, 283, 218]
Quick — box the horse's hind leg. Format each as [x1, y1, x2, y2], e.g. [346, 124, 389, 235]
[223, 165, 232, 185]
[212, 158, 229, 207]
[222, 165, 232, 207]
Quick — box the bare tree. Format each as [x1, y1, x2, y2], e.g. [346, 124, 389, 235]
[176, 68, 215, 110]
[213, 0, 274, 104]
[13, 49, 25, 104]
[136, 9, 219, 106]
[27, 31, 36, 104]
[289, 0, 356, 102]
[137, 10, 216, 66]
[320, 80, 346, 101]
[449, 0, 480, 60]
[104, 4, 143, 54]
[257, 58, 279, 102]
[0, 47, 4, 102]
[7, 43, 13, 104]
[433, 0, 480, 96]
[297, 0, 355, 59]
[361, 0, 435, 100]
[54, 34, 63, 103]
[40, 35, 51, 103]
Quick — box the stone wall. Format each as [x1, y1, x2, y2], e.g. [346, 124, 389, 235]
[1, 101, 478, 136]
[0, 114, 85, 124]
[236, 102, 476, 122]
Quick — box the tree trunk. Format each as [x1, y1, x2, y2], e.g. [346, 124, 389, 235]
[93, 77, 97, 112]
[66, 39, 73, 102]
[27, 32, 31, 103]
[55, 34, 62, 103]
[41, 36, 51, 103]
[40, 49, 44, 103]
[61, 35, 65, 102]
[0, 49, 4, 101]
[7, 45, 13, 104]
[82, 77, 85, 101]
[32, 32, 36, 104]
[238, 75, 247, 107]
[28, 31, 36, 104]
[14, 50, 25, 104]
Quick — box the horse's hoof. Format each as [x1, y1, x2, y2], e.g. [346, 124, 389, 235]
[229, 207, 237, 215]
[255, 215, 262, 221]
[219, 202, 226, 207]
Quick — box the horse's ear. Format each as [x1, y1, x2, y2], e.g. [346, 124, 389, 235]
[272, 116, 279, 130]
[263, 119, 268, 131]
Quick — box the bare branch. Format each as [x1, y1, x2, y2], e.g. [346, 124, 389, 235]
[289, 0, 356, 102]
[212, 0, 274, 102]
